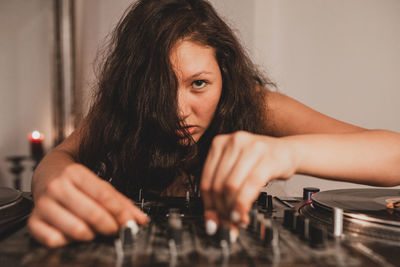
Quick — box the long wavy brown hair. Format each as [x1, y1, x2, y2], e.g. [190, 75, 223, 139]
[78, 0, 274, 198]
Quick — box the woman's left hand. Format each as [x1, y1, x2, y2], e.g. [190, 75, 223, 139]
[201, 131, 298, 228]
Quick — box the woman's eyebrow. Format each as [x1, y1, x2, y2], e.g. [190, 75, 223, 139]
[184, 71, 213, 82]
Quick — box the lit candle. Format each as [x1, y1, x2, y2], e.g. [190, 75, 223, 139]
[29, 130, 44, 161]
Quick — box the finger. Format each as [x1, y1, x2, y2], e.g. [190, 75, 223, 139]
[35, 196, 95, 241]
[233, 169, 268, 225]
[47, 179, 119, 235]
[127, 202, 149, 224]
[28, 215, 69, 247]
[204, 209, 219, 236]
[201, 135, 228, 212]
[223, 149, 262, 216]
[230, 224, 239, 243]
[210, 140, 243, 219]
[65, 165, 148, 225]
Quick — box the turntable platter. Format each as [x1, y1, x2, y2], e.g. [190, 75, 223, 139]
[0, 187, 33, 237]
[311, 189, 400, 225]
[0, 187, 22, 208]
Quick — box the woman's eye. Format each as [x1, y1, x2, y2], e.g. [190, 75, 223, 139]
[192, 80, 207, 89]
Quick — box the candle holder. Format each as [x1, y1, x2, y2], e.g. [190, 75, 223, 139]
[6, 156, 29, 190]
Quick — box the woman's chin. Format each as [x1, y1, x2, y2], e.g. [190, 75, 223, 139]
[178, 134, 201, 146]
[179, 138, 194, 146]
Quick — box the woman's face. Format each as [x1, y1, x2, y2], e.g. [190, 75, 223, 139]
[170, 40, 223, 142]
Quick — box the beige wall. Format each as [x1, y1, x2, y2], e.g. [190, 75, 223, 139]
[1, 0, 399, 194]
[74, 0, 135, 115]
[252, 0, 400, 195]
[0, 0, 53, 190]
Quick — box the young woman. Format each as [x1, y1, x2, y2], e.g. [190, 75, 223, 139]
[28, 0, 400, 247]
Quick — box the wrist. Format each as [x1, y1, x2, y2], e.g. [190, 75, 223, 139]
[280, 135, 304, 177]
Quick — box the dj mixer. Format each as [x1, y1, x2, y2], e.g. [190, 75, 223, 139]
[0, 187, 399, 266]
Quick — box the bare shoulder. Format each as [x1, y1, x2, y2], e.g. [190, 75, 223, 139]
[264, 90, 364, 137]
[55, 120, 87, 157]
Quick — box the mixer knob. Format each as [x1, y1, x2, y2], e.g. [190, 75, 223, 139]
[303, 187, 320, 201]
[249, 204, 259, 232]
[291, 212, 300, 232]
[266, 195, 274, 211]
[119, 220, 139, 249]
[168, 209, 183, 245]
[264, 218, 279, 247]
[186, 191, 190, 203]
[120, 227, 134, 249]
[141, 198, 145, 210]
[219, 225, 231, 244]
[296, 215, 310, 240]
[256, 213, 264, 237]
[282, 209, 295, 229]
[257, 192, 267, 208]
[309, 223, 327, 249]
[138, 188, 143, 202]
[295, 214, 303, 234]
[169, 228, 182, 245]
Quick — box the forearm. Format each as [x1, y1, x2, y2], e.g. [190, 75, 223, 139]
[285, 129, 400, 186]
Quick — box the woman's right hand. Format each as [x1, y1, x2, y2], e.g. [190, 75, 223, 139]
[28, 163, 148, 247]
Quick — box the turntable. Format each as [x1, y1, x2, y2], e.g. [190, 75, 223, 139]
[300, 188, 400, 242]
[0, 186, 399, 266]
[0, 187, 33, 238]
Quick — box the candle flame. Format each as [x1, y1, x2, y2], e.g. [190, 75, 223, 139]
[31, 131, 41, 140]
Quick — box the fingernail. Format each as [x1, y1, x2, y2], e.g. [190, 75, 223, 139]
[230, 210, 241, 223]
[205, 219, 217, 236]
[125, 220, 139, 235]
[230, 229, 238, 243]
[141, 213, 150, 223]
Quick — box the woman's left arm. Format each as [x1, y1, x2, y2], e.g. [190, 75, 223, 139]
[201, 91, 400, 226]
[265, 91, 400, 186]
[286, 130, 400, 186]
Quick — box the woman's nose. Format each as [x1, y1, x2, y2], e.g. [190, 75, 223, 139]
[177, 90, 191, 119]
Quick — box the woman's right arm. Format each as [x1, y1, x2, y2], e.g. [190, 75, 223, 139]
[28, 124, 148, 247]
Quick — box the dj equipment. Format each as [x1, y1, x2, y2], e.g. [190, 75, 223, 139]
[0, 186, 399, 266]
